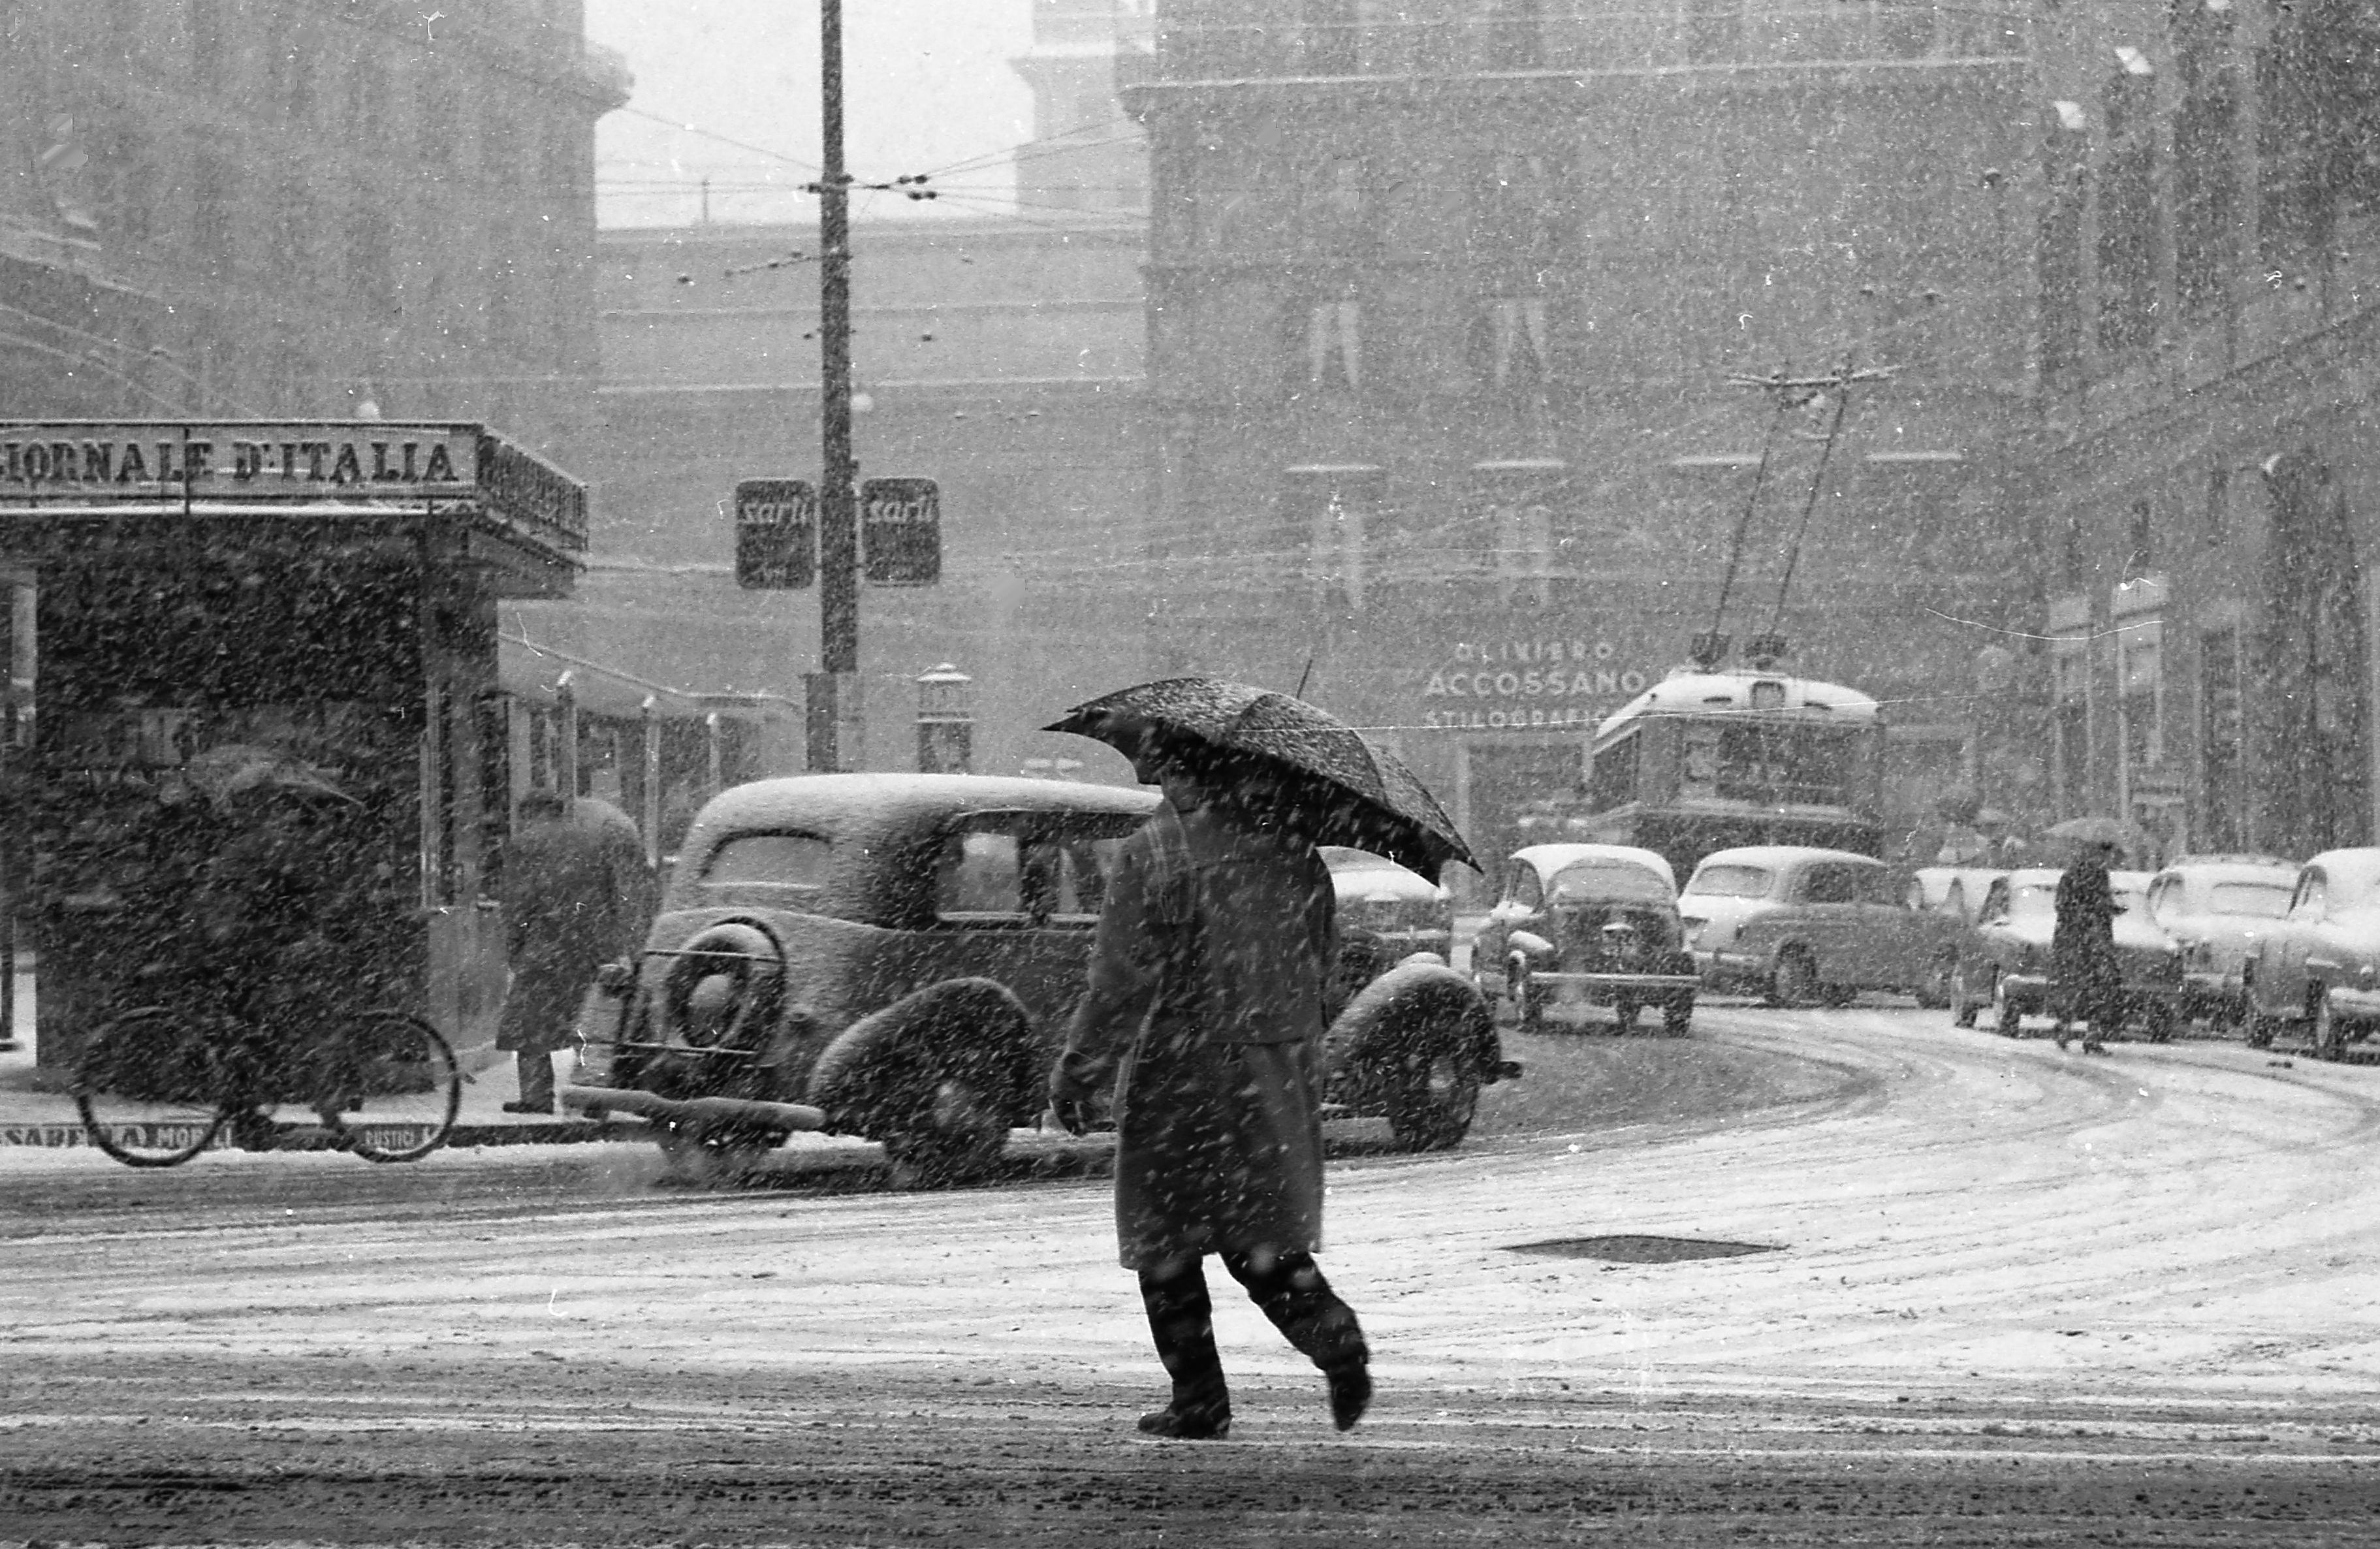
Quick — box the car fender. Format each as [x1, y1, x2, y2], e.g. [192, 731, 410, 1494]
[803, 976, 1043, 1136]
[1324, 960, 1495, 1094]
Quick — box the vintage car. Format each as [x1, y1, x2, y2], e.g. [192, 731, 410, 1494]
[1952, 868, 2183, 1038]
[1322, 845, 1455, 1010]
[1683, 846, 1965, 1007]
[1912, 866, 2009, 929]
[2242, 848, 2380, 1060]
[2140, 854, 2298, 1029]
[561, 773, 1507, 1183]
[1468, 843, 1698, 1035]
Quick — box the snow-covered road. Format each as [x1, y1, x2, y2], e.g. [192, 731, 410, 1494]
[5, 1004, 2377, 1544]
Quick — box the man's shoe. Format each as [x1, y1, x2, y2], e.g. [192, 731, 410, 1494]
[501, 1100, 553, 1115]
[1137, 1401, 1230, 1439]
[1325, 1358, 1371, 1431]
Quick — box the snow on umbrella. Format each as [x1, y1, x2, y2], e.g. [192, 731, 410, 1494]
[2044, 815, 2147, 855]
[182, 744, 358, 808]
[1045, 677, 1476, 882]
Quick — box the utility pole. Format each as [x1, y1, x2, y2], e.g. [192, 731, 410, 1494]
[810, 0, 861, 771]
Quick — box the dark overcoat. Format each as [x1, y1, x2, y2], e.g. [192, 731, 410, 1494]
[2053, 852, 2123, 1025]
[498, 798, 656, 1055]
[1058, 797, 1337, 1270]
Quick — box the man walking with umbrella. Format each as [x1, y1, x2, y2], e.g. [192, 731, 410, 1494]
[2053, 835, 2126, 1053]
[1045, 679, 1472, 1441]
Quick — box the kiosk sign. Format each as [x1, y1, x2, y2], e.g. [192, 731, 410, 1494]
[0, 423, 481, 500]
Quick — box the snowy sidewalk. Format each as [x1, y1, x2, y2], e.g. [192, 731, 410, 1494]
[0, 971, 636, 1149]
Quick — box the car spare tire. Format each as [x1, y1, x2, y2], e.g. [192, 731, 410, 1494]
[645, 923, 786, 1094]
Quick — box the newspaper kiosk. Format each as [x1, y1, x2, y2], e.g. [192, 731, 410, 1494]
[0, 421, 585, 1070]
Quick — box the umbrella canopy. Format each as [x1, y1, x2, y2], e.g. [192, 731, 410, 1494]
[2045, 815, 2148, 855]
[1045, 677, 1475, 881]
[183, 743, 358, 808]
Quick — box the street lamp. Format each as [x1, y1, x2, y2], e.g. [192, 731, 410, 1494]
[914, 663, 973, 774]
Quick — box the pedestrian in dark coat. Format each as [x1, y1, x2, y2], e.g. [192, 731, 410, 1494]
[2053, 839, 2125, 1053]
[498, 791, 656, 1113]
[1049, 733, 1371, 1441]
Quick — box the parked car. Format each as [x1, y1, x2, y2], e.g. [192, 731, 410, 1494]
[562, 773, 1508, 1183]
[2141, 854, 2298, 1029]
[1469, 843, 1698, 1035]
[2242, 848, 2380, 1061]
[1685, 846, 1965, 1007]
[1912, 865, 2009, 929]
[1954, 868, 2183, 1038]
[1322, 845, 1454, 1014]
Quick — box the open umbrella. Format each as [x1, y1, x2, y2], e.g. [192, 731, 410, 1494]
[1045, 677, 1475, 881]
[2044, 815, 2148, 857]
[183, 743, 358, 808]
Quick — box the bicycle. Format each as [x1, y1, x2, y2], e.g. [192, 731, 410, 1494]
[72, 1004, 463, 1168]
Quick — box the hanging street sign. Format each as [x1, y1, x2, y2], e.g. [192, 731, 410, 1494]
[734, 477, 817, 590]
[861, 476, 940, 586]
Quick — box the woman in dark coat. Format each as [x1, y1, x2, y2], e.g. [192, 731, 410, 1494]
[498, 791, 655, 1112]
[2053, 838, 2125, 1053]
[1049, 733, 1371, 1441]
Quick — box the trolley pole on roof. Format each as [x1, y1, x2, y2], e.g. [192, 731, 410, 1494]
[811, 0, 861, 772]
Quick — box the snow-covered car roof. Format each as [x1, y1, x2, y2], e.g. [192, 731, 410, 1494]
[1595, 670, 1879, 740]
[1511, 842, 1676, 893]
[1322, 846, 1443, 901]
[2304, 847, 2380, 906]
[1685, 845, 1882, 884]
[672, 773, 1160, 925]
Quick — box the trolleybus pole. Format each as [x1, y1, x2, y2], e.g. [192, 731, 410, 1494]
[812, 0, 860, 772]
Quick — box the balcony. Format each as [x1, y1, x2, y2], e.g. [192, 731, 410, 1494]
[1150, 3, 2028, 84]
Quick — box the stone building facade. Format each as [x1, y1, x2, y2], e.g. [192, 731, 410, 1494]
[1, 0, 626, 460]
[1127, 1, 2041, 880]
[2018, 0, 2380, 865]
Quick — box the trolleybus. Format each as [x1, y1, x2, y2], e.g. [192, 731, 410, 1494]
[1574, 666, 1885, 882]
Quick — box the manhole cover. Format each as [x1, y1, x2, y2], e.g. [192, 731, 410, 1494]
[1506, 1234, 1781, 1264]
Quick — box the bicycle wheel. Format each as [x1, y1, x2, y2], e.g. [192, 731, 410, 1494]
[73, 1007, 231, 1168]
[320, 1010, 461, 1163]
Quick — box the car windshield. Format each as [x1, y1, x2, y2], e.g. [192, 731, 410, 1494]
[1547, 861, 1672, 904]
[2005, 884, 2057, 918]
[700, 831, 832, 890]
[2208, 880, 2293, 918]
[1685, 864, 1771, 899]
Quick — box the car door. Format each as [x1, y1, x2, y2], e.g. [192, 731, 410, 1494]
[1850, 866, 1933, 989]
[1013, 810, 1152, 1027]
[1793, 861, 1864, 980]
[2260, 867, 2326, 1018]
[1476, 859, 1546, 991]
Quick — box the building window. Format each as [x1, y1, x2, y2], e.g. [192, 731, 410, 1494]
[2123, 498, 2153, 581]
[1474, 296, 1552, 393]
[2049, 592, 2094, 816]
[1299, 153, 1372, 257]
[2097, 70, 2159, 356]
[2206, 464, 2230, 545]
[1472, 460, 1564, 607]
[346, 204, 394, 308]
[2113, 574, 2167, 780]
[2251, 2, 2380, 280]
[2173, 6, 2237, 319]
[1468, 149, 1570, 274]
[2039, 124, 2086, 380]
[2198, 623, 2245, 851]
[418, 61, 456, 172]
[1282, 464, 1382, 611]
[1288, 293, 1362, 393]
